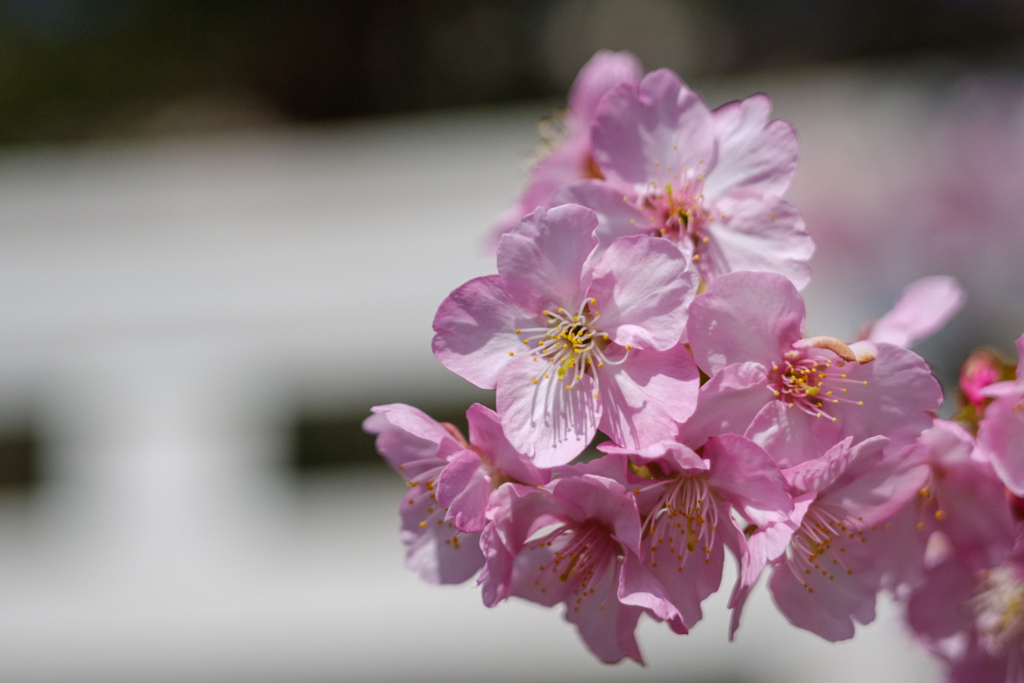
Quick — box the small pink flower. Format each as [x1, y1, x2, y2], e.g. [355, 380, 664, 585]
[960, 349, 1010, 408]
[433, 204, 700, 466]
[364, 403, 548, 584]
[554, 69, 813, 287]
[682, 271, 942, 463]
[872, 420, 1015, 592]
[480, 474, 645, 664]
[490, 50, 643, 243]
[757, 436, 929, 641]
[602, 435, 792, 633]
[905, 531, 1024, 683]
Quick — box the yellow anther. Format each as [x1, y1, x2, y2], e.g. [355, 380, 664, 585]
[693, 254, 700, 261]
[532, 379, 538, 384]
[419, 521, 426, 528]
[508, 351, 514, 356]
[935, 510, 947, 521]
[857, 401, 864, 406]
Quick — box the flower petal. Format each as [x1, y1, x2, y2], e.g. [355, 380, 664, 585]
[465, 404, 549, 486]
[704, 94, 798, 200]
[591, 69, 716, 188]
[588, 234, 697, 350]
[432, 275, 539, 389]
[597, 344, 700, 449]
[704, 434, 794, 525]
[497, 204, 599, 310]
[400, 483, 484, 585]
[553, 179, 650, 248]
[976, 390, 1024, 496]
[687, 271, 805, 376]
[497, 356, 601, 467]
[568, 50, 644, 124]
[868, 276, 966, 348]
[743, 399, 841, 468]
[437, 450, 490, 533]
[706, 192, 813, 290]
[677, 362, 772, 448]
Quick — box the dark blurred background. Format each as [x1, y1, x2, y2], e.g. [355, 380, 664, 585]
[3, 0, 1024, 144]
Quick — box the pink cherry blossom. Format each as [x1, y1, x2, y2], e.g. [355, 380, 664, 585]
[872, 420, 1015, 592]
[364, 403, 548, 584]
[433, 204, 700, 466]
[479, 474, 645, 664]
[490, 50, 643, 243]
[865, 275, 966, 348]
[601, 435, 792, 633]
[552, 69, 812, 287]
[906, 531, 1024, 683]
[682, 271, 942, 463]
[757, 436, 929, 641]
[976, 334, 1024, 495]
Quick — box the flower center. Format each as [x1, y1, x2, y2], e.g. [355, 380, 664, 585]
[973, 566, 1024, 655]
[645, 475, 717, 570]
[768, 351, 868, 421]
[513, 298, 630, 398]
[788, 502, 869, 593]
[529, 520, 618, 591]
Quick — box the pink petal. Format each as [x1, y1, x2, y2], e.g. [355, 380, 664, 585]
[590, 70, 716, 188]
[817, 440, 931, 526]
[597, 344, 700, 450]
[432, 275, 539, 389]
[620, 520, 725, 631]
[704, 94, 799, 200]
[497, 204, 599, 311]
[550, 475, 642, 555]
[400, 483, 484, 585]
[744, 399, 841, 468]
[363, 404, 455, 477]
[868, 276, 966, 348]
[465, 404, 549, 486]
[677, 362, 773, 448]
[934, 459, 1017, 566]
[569, 558, 644, 664]
[704, 434, 794, 525]
[598, 439, 707, 474]
[568, 50, 644, 124]
[497, 356, 601, 467]
[588, 234, 697, 350]
[730, 494, 814, 640]
[686, 271, 805, 376]
[906, 559, 976, 640]
[783, 436, 885, 496]
[509, 540, 576, 607]
[478, 522, 513, 607]
[828, 343, 942, 449]
[707, 191, 813, 290]
[976, 390, 1024, 496]
[552, 180, 649, 247]
[437, 450, 490, 533]
[768, 545, 880, 642]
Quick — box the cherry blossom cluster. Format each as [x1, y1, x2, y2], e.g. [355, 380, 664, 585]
[363, 51, 1024, 673]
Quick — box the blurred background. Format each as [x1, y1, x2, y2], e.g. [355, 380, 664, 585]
[0, 0, 1023, 680]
